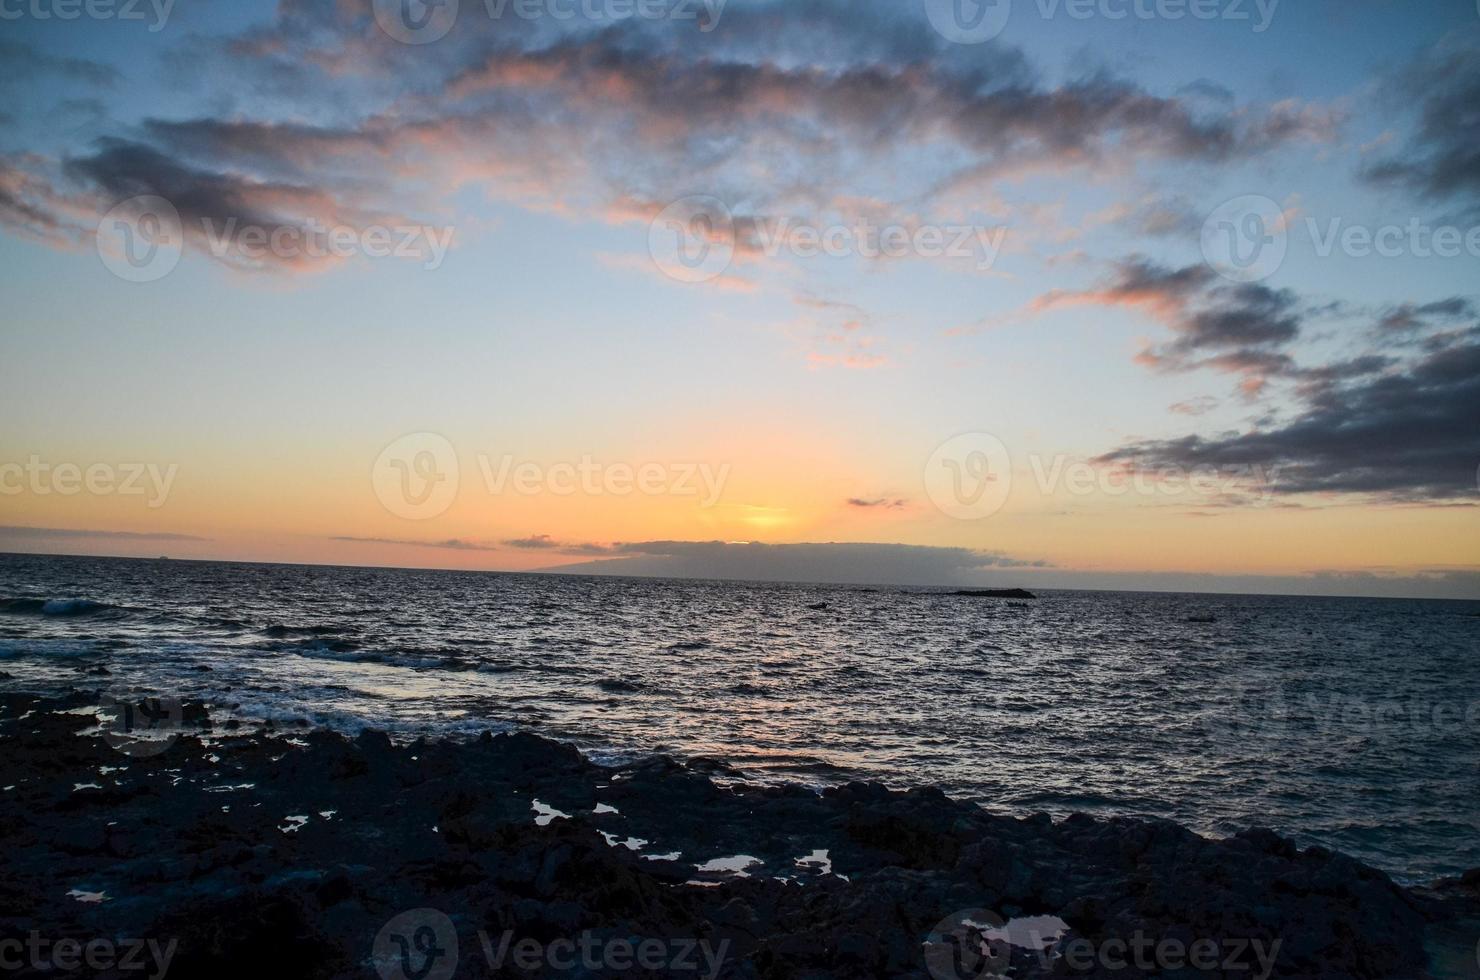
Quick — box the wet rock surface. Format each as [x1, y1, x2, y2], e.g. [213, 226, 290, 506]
[1, 690, 1475, 979]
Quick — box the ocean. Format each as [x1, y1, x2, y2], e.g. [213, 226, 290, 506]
[1, 552, 1475, 883]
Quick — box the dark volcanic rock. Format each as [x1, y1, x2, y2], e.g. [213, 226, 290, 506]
[0, 689, 1472, 978]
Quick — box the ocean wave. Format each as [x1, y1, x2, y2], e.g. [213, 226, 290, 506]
[261, 623, 348, 639]
[284, 641, 455, 671]
[211, 698, 515, 739]
[0, 640, 108, 659]
[0, 598, 121, 618]
[44, 599, 116, 617]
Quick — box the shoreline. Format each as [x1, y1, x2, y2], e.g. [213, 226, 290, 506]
[3, 689, 1477, 978]
[5, 558, 1477, 887]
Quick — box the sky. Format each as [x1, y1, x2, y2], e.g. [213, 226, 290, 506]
[0, 0, 1477, 597]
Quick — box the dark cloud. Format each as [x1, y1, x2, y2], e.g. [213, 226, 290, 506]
[558, 542, 624, 556]
[1178, 284, 1301, 350]
[1040, 262, 1463, 412]
[1002, 567, 1480, 601]
[3, 2, 1340, 265]
[328, 535, 1051, 584]
[0, 41, 118, 87]
[495, 537, 622, 556]
[1096, 334, 1480, 501]
[1177, 79, 1236, 105]
[138, 118, 389, 182]
[847, 497, 908, 509]
[1047, 257, 1478, 503]
[1288, 354, 1394, 399]
[1361, 36, 1480, 204]
[1377, 298, 1477, 334]
[1036, 259, 1304, 387]
[502, 535, 560, 550]
[551, 540, 1050, 587]
[1035, 258, 1214, 314]
[69, 140, 277, 223]
[463, 43, 1333, 171]
[63, 138, 421, 273]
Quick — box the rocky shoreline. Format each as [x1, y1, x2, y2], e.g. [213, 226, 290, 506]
[1, 689, 1476, 979]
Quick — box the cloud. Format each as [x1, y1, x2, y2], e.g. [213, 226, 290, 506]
[1087, 193, 1203, 239]
[0, 41, 118, 87]
[334, 533, 621, 557]
[557, 542, 625, 556]
[1169, 396, 1218, 416]
[1377, 297, 1476, 335]
[0, 525, 207, 541]
[1033, 260, 1476, 408]
[1095, 332, 1480, 502]
[1052, 259, 1478, 504]
[998, 566, 1480, 601]
[64, 139, 430, 274]
[441, 43, 1298, 172]
[847, 497, 908, 509]
[1297, 568, 1480, 597]
[1360, 34, 1480, 205]
[549, 540, 1049, 586]
[1177, 79, 1235, 105]
[1126, 197, 1202, 237]
[789, 290, 893, 369]
[329, 536, 499, 551]
[1, 5, 1341, 273]
[497, 536, 621, 556]
[502, 534, 560, 550]
[329, 531, 1476, 597]
[794, 294, 869, 317]
[1033, 259, 1216, 319]
[1035, 259, 1304, 387]
[0, 155, 96, 248]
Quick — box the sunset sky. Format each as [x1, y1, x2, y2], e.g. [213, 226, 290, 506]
[1, 0, 1477, 597]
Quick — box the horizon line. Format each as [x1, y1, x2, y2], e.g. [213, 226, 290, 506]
[1, 548, 1476, 604]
